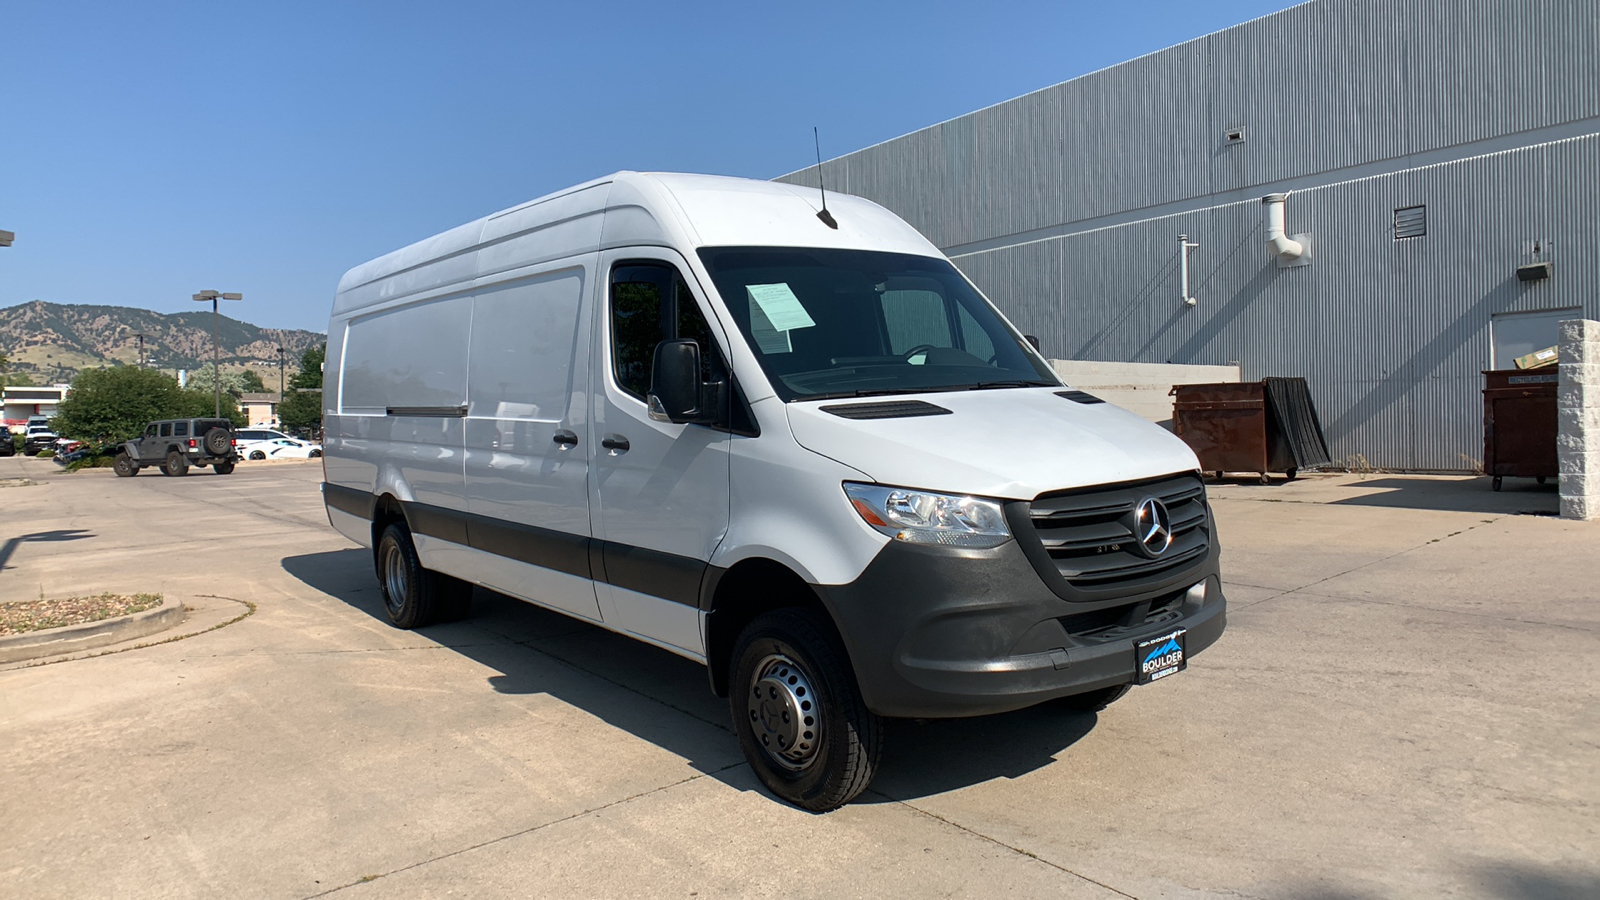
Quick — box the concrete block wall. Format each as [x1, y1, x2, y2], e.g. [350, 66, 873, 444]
[1558, 319, 1600, 521]
[1050, 360, 1241, 427]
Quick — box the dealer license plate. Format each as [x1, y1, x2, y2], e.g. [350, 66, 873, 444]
[1135, 629, 1186, 684]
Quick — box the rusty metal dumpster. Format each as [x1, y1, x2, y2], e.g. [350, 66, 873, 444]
[1483, 369, 1558, 491]
[1172, 378, 1330, 483]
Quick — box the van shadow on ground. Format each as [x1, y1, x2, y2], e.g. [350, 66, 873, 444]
[282, 548, 1100, 805]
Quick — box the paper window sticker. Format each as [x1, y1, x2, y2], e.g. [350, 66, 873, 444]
[746, 283, 817, 332]
[749, 295, 793, 354]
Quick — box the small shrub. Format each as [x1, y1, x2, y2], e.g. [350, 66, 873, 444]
[34, 449, 54, 459]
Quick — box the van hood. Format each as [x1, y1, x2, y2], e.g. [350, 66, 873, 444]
[785, 387, 1200, 500]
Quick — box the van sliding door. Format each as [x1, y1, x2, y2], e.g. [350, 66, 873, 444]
[462, 263, 602, 622]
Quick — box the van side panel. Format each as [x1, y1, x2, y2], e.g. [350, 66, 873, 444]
[340, 295, 471, 558]
[462, 261, 600, 621]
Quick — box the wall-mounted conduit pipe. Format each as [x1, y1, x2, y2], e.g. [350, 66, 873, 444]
[1262, 192, 1305, 260]
[1178, 234, 1200, 307]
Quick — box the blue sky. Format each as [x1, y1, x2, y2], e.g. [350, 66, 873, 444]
[1, 1, 1293, 332]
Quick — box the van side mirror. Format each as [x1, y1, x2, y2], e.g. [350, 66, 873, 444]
[649, 340, 705, 424]
[1024, 334, 1041, 353]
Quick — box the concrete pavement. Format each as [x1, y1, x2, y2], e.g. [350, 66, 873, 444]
[1, 456, 1595, 898]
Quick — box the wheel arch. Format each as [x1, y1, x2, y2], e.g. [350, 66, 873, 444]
[703, 557, 847, 698]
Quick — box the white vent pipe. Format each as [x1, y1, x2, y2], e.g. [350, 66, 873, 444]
[1262, 192, 1304, 260]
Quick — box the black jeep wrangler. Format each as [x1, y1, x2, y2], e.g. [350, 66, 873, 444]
[114, 418, 238, 477]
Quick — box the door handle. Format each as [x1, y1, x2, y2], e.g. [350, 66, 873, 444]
[552, 429, 578, 447]
[600, 434, 630, 454]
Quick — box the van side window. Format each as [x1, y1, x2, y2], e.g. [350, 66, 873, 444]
[882, 290, 952, 354]
[955, 303, 997, 362]
[159, 423, 172, 438]
[145, 425, 158, 438]
[610, 264, 726, 401]
[174, 422, 189, 437]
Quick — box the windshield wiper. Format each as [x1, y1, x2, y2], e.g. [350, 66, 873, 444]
[962, 380, 1058, 390]
[797, 387, 948, 402]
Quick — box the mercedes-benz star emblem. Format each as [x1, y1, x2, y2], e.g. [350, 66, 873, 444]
[1134, 498, 1173, 557]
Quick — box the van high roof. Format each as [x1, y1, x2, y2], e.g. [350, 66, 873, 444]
[333, 172, 940, 316]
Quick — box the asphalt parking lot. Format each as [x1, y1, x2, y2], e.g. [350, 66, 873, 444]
[1, 455, 1596, 899]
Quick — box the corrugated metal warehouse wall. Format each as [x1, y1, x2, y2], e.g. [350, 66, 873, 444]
[778, 0, 1600, 471]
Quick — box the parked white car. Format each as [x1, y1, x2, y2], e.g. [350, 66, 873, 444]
[240, 438, 322, 460]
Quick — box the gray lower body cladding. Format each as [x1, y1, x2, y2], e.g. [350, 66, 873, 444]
[814, 538, 1226, 719]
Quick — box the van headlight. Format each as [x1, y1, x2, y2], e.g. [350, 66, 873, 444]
[843, 483, 1012, 548]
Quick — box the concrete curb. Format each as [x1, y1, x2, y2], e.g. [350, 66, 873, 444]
[0, 601, 188, 664]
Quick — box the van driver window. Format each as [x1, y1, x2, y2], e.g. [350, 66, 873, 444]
[610, 264, 725, 401]
[159, 423, 172, 438]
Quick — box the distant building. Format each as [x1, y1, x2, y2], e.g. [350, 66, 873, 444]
[3, 384, 70, 431]
[239, 392, 282, 427]
[778, 0, 1598, 471]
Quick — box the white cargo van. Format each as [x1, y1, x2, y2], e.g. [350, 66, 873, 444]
[323, 172, 1225, 810]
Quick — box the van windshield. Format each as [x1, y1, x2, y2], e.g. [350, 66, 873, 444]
[697, 247, 1058, 401]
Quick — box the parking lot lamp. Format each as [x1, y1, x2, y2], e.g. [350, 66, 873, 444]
[277, 345, 286, 425]
[192, 291, 242, 418]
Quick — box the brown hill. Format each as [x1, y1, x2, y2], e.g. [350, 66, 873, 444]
[0, 300, 324, 384]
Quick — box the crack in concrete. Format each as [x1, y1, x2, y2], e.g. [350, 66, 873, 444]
[1227, 516, 1507, 615]
[1285, 587, 1598, 634]
[874, 793, 1142, 899]
[302, 761, 748, 898]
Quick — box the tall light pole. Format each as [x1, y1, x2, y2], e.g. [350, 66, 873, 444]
[192, 290, 242, 418]
[276, 345, 286, 426]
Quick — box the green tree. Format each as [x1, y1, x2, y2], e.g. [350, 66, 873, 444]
[279, 343, 326, 433]
[290, 343, 324, 390]
[54, 367, 242, 444]
[184, 366, 266, 400]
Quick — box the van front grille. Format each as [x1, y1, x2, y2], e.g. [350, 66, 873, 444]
[1024, 474, 1209, 590]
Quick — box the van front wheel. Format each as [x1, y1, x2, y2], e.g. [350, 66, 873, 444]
[730, 609, 881, 812]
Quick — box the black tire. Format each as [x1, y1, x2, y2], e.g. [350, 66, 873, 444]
[1285, 467, 1298, 480]
[730, 609, 881, 812]
[164, 451, 189, 477]
[113, 452, 139, 477]
[213, 461, 235, 475]
[203, 426, 232, 456]
[309, 449, 322, 458]
[376, 523, 446, 629]
[1492, 476, 1503, 492]
[249, 450, 266, 460]
[1054, 684, 1131, 713]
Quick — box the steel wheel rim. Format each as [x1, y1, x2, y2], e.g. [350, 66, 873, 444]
[747, 652, 822, 771]
[382, 543, 408, 615]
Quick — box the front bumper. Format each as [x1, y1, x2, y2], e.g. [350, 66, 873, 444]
[814, 538, 1226, 719]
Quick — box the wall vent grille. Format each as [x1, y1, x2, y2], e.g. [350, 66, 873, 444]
[1394, 205, 1427, 240]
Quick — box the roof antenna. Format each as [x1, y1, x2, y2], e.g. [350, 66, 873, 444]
[813, 127, 838, 229]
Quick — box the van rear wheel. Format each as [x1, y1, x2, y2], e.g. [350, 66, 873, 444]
[164, 451, 189, 477]
[377, 523, 441, 629]
[730, 609, 881, 812]
[375, 523, 473, 628]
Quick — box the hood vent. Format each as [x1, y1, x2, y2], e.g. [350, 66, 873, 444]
[821, 400, 953, 420]
[1056, 390, 1105, 404]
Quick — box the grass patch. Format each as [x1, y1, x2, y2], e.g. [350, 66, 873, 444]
[0, 593, 163, 635]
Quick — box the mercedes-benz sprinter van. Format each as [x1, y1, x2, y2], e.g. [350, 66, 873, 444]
[322, 172, 1226, 810]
